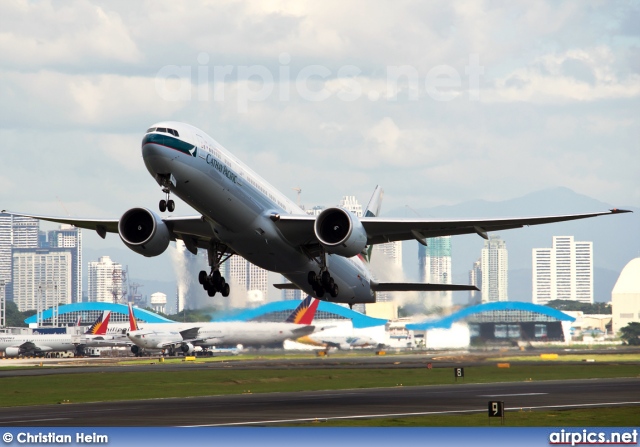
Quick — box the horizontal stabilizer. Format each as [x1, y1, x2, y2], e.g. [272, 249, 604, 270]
[273, 283, 300, 290]
[372, 282, 479, 292]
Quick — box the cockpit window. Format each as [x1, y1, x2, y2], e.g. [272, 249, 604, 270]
[156, 127, 167, 133]
[170, 129, 180, 137]
[146, 127, 156, 133]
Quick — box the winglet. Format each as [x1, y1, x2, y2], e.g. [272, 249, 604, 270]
[285, 296, 320, 324]
[128, 303, 139, 331]
[610, 208, 632, 214]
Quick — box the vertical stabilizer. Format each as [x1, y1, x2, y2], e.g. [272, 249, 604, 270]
[128, 303, 139, 331]
[285, 296, 320, 324]
[84, 311, 106, 335]
[94, 311, 111, 335]
[362, 185, 384, 262]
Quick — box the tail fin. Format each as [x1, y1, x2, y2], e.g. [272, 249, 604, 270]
[84, 311, 106, 335]
[93, 311, 111, 335]
[128, 303, 139, 331]
[362, 185, 384, 262]
[285, 296, 320, 324]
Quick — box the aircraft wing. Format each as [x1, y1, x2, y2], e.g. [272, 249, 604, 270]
[1, 210, 221, 254]
[274, 209, 631, 246]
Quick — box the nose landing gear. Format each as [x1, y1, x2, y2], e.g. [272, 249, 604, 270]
[157, 173, 176, 213]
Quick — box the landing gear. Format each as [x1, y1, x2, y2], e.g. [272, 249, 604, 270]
[200, 243, 233, 297]
[157, 173, 176, 212]
[308, 249, 339, 299]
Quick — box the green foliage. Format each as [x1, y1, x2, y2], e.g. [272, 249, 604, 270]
[4, 301, 36, 327]
[546, 300, 611, 314]
[619, 322, 640, 345]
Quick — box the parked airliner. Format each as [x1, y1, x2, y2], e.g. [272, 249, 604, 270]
[4, 122, 630, 306]
[0, 312, 109, 357]
[127, 297, 319, 356]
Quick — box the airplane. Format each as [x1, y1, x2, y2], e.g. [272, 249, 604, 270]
[0, 312, 109, 358]
[296, 332, 382, 351]
[126, 297, 319, 356]
[3, 122, 631, 307]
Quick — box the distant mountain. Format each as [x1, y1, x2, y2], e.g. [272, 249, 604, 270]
[388, 187, 639, 305]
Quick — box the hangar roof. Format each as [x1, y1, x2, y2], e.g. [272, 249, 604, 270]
[24, 302, 173, 325]
[24, 300, 387, 329]
[406, 301, 575, 331]
[212, 300, 387, 329]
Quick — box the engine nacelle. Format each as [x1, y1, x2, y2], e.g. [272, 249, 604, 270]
[118, 208, 171, 257]
[130, 345, 140, 355]
[5, 347, 21, 357]
[314, 207, 368, 258]
[180, 343, 195, 354]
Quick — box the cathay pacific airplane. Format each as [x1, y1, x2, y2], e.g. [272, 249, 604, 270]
[3, 122, 631, 306]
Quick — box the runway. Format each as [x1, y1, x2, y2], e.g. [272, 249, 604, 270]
[0, 378, 637, 426]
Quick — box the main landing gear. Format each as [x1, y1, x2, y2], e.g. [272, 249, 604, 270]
[157, 174, 176, 213]
[199, 243, 232, 297]
[307, 250, 339, 299]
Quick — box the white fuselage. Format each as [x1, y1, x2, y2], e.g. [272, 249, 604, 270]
[120, 321, 315, 349]
[0, 334, 76, 357]
[141, 122, 376, 305]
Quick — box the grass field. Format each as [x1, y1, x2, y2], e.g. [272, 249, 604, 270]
[1, 354, 639, 426]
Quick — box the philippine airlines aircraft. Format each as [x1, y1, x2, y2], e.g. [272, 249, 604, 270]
[0, 312, 109, 357]
[127, 297, 319, 356]
[4, 122, 631, 306]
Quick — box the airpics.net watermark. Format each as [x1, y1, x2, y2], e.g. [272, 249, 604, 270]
[154, 52, 484, 112]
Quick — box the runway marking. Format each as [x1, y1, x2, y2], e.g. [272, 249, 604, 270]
[479, 393, 548, 397]
[181, 401, 640, 427]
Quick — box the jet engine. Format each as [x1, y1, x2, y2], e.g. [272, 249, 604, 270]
[130, 345, 141, 355]
[118, 208, 171, 257]
[180, 343, 195, 354]
[5, 347, 21, 357]
[314, 207, 368, 258]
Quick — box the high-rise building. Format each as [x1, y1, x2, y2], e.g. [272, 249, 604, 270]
[481, 236, 508, 303]
[419, 236, 452, 308]
[0, 213, 39, 286]
[468, 258, 482, 304]
[44, 225, 82, 303]
[87, 256, 123, 303]
[12, 248, 72, 312]
[532, 236, 593, 305]
[373, 241, 402, 302]
[280, 276, 304, 300]
[339, 196, 363, 217]
[223, 256, 269, 305]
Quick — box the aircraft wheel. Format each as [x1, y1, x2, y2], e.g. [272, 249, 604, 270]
[330, 284, 339, 298]
[198, 271, 207, 285]
[307, 271, 317, 285]
[315, 287, 325, 298]
[221, 283, 230, 297]
[159, 200, 167, 212]
[167, 200, 175, 212]
[207, 288, 216, 297]
[321, 271, 331, 287]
